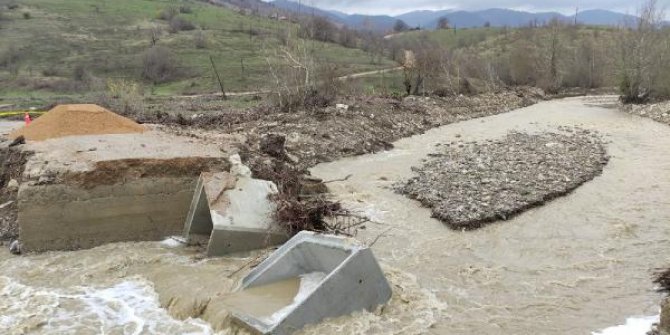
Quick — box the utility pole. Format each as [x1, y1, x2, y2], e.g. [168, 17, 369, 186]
[210, 55, 227, 100]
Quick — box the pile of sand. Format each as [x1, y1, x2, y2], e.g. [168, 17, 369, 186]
[10, 104, 145, 141]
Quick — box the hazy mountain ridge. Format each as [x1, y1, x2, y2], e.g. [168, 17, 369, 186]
[269, 1, 640, 30]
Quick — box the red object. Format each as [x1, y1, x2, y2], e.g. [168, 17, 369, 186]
[24, 113, 31, 126]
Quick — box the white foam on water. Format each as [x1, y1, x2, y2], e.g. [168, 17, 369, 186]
[262, 272, 327, 325]
[0, 276, 218, 335]
[161, 237, 186, 248]
[591, 315, 659, 335]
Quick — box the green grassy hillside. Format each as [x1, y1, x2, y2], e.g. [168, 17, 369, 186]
[0, 0, 394, 96]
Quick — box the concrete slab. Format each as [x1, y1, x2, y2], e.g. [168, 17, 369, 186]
[183, 156, 289, 256]
[16, 128, 231, 252]
[231, 231, 392, 335]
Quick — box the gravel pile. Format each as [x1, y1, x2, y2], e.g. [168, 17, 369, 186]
[395, 128, 609, 229]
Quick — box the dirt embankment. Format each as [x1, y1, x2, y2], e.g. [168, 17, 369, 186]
[147, 87, 544, 171]
[394, 128, 609, 229]
[0, 144, 31, 241]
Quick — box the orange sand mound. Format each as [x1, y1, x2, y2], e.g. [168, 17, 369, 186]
[10, 104, 145, 141]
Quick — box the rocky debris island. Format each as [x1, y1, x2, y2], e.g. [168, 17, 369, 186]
[395, 128, 609, 229]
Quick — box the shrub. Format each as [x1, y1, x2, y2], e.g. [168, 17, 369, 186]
[141, 46, 180, 83]
[72, 64, 87, 81]
[22, 12, 30, 19]
[179, 5, 192, 14]
[194, 30, 207, 49]
[101, 79, 144, 115]
[168, 16, 196, 33]
[157, 7, 178, 21]
[41, 68, 58, 77]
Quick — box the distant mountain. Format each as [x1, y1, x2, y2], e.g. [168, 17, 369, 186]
[268, 1, 639, 31]
[396, 10, 452, 28]
[342, 14, 400, 31]
[270, 0, 346, 24]
[271, 0, 398, 31]
[574, 9, 636, 26]
[403, 8, 636, 29]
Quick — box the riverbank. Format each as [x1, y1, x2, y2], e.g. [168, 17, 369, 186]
[311, 96, 670, 334]
[394, 128, 609, 229]
[0, 88, 544, 242]
[623, 101, 670, 126]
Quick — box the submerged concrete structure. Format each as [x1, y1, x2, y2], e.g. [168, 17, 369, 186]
[16, 131, 230, 252]
[232, 231, 392, 335]
[182, 155, 288, 256]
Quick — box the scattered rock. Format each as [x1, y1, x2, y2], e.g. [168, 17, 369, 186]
[6, 179, 18, 191]
[9, 135, 25, 147]
[395, 128, 609, 229]
[336, 104, 349, 111]
[9, 239, 20, 255]
[260, 133, 286, 158]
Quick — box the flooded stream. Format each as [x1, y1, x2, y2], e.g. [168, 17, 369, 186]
[2, 96, 670, 334]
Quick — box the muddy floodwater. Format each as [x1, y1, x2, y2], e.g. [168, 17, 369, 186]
[2, 96, 670, 334]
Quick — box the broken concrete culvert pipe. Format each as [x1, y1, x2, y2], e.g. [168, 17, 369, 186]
[224, 231, 392, 335]
[182, 154, 289, 256]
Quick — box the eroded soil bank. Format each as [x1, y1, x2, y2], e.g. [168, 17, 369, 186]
[395, 128, 609, 229]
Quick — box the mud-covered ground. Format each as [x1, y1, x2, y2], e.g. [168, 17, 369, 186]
[137, 88, 543, 170]
[394, 128, 609, 229]
[0, 88, 544, 242]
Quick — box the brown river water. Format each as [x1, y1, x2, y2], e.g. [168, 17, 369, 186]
[1, 96, 669, 334]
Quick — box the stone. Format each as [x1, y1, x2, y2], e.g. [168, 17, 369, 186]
[9, 240, 20, 255]
[6, 179, 19, 191]
[260, 134, 286, 158]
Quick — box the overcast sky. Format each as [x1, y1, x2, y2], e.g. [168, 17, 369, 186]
[283, 0, 670, 16]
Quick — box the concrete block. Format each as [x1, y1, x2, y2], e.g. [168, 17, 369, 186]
[18, 176, 198, 252]
[182, 160, 288, 256]
[231, 231, 392, 335]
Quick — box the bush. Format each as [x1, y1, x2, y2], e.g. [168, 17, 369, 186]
[157, 7, 178, 21]
[72, 64, 87, 81]
[194, 31, 207, 49]
[168, 16, 196, 33]
[179, 5, 192, 14]
[100, 79, 145, 116]
[0, 46, 21, 75]
[41, 68, 58, 77]
[22, 12, 30, 19]
[141, 46, 180, 83]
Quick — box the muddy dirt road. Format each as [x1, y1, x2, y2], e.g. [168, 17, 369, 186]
[1, 96, 669, 334]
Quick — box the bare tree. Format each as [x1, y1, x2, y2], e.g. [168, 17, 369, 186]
[618, 0, 667, 102]
[393, 20, 409, 33]
[437, 17, 450, 30]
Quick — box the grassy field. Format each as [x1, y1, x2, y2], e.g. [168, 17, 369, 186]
[392, 27, 506, 50]
[0, 0, 395, 97]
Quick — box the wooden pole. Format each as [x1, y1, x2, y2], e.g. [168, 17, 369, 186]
[210, 55, 227, 100]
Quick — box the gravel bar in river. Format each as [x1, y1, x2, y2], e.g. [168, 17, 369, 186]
[395, 127, 609, 229]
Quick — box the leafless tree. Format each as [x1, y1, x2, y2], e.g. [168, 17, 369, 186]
[437, 17, 450, 30]
[618, 0, 667, 102]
